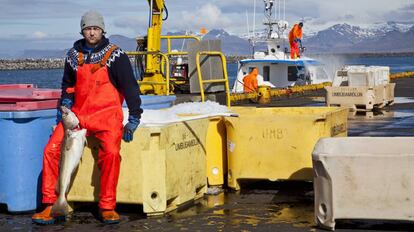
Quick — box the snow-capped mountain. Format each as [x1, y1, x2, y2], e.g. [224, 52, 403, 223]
[303, 22, 414, 53]
[370, 21, 414, 35]
[202, 29, 251, 55]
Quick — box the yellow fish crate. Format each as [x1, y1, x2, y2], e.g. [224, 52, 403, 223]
[225, 107, 348, 190]
[67, 118, 209, 216]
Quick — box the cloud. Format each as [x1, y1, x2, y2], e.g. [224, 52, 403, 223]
[171, 3, 232, 32]
[0, 0, 83, 20]
[384, 3, 414, 22]
[0, 0, 413, 56]
[113, 16, 148, 35]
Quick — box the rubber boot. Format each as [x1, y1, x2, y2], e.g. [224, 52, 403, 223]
[32, 205, 66, 225]
[99, 209, 120, 224]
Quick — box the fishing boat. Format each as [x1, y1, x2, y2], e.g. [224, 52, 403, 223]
[232, 0, 330, 93]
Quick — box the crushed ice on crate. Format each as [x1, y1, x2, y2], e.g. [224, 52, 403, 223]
[168, 101, 230, 115]
[123, 101, 230, 126]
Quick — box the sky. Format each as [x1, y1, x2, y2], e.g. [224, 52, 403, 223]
[0, 0, 413, 56]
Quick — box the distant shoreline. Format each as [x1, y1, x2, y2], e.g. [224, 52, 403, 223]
[0, 59, 64, 70]
[1, 52, 414, 70]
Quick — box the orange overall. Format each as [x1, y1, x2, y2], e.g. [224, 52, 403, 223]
[289, 24, 303, 59]
[41, 45, 124, 210]
[243, 68, 259, 93]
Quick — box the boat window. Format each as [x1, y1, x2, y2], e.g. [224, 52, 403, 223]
[263, 66, 270, 81]
[288, 66, 305, 81]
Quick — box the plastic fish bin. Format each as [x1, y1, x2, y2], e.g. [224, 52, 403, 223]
[67, 117, 209, 216]
[312, 137, 414, 231]
[325, 85, 386, 111]
[123, 95, 176, 110]
[0, 109, 57, 212]
[225, 107, 348, 190]
[347, 66, 388, 87]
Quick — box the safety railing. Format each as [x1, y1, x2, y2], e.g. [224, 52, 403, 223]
[161, 35, 200, 56]
[126, 51, 170, 95]
[161, 35, 200, 86]
[195, 51, 231, 107]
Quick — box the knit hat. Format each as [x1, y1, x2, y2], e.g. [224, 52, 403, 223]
[80, 10, 105, 32]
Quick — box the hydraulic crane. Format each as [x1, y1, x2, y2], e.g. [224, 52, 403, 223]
[139, 0, 166, 95]
[128, 0, 230, 106]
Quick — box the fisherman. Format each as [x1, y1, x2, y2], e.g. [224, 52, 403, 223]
[288, 22, 303, 59]
[32, 10, 142, 225]
[243, 68, 259, 93]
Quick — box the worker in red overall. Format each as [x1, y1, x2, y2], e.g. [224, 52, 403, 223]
[289, 22, 303, 59]
[32, 10, 142, 225]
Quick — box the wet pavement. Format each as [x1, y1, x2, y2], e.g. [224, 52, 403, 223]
[1, 77, 414, 231]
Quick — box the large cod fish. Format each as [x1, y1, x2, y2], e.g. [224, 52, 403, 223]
[51, 106, 87, 216]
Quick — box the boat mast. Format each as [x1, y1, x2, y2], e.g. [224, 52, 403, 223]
[263, 0, 276, 39]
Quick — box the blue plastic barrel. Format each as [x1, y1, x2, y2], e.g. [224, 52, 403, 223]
[0, 109, 56, 213]
[123, 95, 177, 109]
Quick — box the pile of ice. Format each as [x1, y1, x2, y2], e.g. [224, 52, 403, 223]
[123, 101, 231, 126]
[169, 101, 230, 115]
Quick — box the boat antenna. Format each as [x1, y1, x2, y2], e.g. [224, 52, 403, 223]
[253, 0, 256, 37]
[246, 10, 250, 38]
[278, 0, 280, 20]
[263, 0, 275, 38]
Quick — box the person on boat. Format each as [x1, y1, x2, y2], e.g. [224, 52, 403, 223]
[32, 10, 142, 225]
[288, 22, 303, 59]
[243, 68, 259, 93]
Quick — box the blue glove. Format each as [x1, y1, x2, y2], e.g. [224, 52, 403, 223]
[56, 98, 73, 124]
[123, 115, 140, 142]
[295, 38, 303, 48]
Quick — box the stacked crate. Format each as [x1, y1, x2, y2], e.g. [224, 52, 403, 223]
[326, 66, 395, 111]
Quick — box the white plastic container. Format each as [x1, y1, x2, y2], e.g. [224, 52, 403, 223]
[327, 66, 393, 111]
[313, 137, 414, 230]
[347, 66, 390, 87]
[348, 67, 375, 87]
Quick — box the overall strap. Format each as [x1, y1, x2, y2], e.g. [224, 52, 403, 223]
[91, 45, 118, 73]
[78, 52, 84, 66]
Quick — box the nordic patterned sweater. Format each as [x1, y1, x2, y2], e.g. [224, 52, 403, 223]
[60, 37, 143, 119]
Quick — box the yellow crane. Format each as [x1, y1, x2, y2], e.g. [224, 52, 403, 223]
[126, 0, 230, 106]
[137, 0, 166, 95]
[127, 0, 199, 95]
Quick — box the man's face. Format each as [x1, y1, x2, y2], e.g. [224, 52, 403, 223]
[82, 26, 103, 46]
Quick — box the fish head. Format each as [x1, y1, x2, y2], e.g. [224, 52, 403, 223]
[61, 106, 79, 129]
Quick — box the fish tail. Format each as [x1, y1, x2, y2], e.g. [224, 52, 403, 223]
[51, 197, 69, 216]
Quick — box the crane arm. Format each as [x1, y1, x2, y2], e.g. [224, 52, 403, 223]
[146, 0, 164, 61]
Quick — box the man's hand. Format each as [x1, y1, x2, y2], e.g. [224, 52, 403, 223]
[56, 98, 73, 124]
[123, 116, 140, 143]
